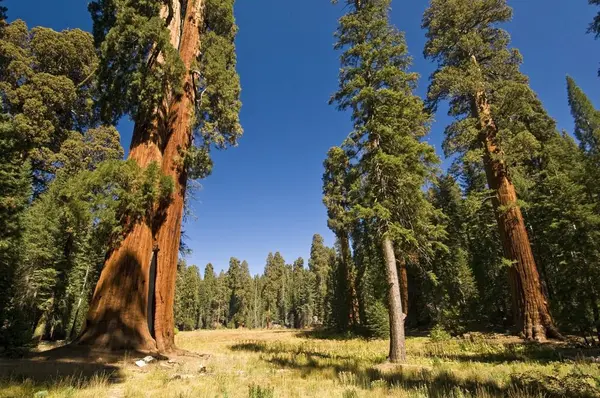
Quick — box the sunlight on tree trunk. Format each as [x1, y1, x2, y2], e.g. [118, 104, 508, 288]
[472, 56, 560, 342]
[78, 1, 185, 352]
[382, 236, 406, 363]
[154, 0, 204, 352]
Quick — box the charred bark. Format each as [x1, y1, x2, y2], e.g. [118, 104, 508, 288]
[471, 56, 561, 342]
[382, 236, 406, 363]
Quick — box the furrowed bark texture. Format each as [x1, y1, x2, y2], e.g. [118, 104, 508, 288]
[471, 56, 560, 341]
[78, 1, 185, 352]
[382, 236, 406, 363]
[154, 0, 203, 352]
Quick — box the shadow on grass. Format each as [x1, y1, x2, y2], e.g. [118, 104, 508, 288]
[294, 328, 429, 341]
[231, 340, 600, 398]
[0, 345, 125, 391]
[230, 341, 356, 361]
[424, 341, 600, 365]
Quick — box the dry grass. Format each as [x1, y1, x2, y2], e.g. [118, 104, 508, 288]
[1, 329, 599, 397]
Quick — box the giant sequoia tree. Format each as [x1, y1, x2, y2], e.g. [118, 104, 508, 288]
[79, 0, 242, 352]
[423, 0, 561, 341]
[331, 0, 440, 362]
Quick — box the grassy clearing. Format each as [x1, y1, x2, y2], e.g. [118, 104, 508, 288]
[0, 329, 599, 397]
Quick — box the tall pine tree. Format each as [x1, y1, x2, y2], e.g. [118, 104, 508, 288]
[331, 0, 440, 362]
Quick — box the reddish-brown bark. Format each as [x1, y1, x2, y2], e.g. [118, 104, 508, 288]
[77, 2, 187, 352]
[471, 56, 561, 341]
[77, 122, 163, 351]
[153, 0, 203, 352]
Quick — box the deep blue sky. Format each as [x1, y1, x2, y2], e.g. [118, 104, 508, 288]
[6, 0, 600, 276]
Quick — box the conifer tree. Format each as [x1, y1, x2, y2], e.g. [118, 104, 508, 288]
[262, 253, 280, 327]
[0, 117, 31, 346]
[249, 275, 264, 329]
[308, 234, 332, 324]
[174, 262, 202, 331]
[567, 77, 600, 158]
[290, 257, 314, 328]
[423, 0, 561, 341]
[428, 175, 479, 332]
[201, 263, 217, 328]
[215, 271, 229, 326]
[526, 131, 600, 342]
[81, 0, 242, 351]
[226, 258, 252, 327]
[323, 147, 359, 330]
[331, 0, 440, 362]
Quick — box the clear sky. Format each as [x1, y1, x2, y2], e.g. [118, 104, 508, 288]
[6, 0, 600, 276]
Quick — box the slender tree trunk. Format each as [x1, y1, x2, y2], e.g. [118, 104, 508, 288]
[471, 56, 561, 342]
[77, 2, 183, 351]
[153, 0, 203, 353]
[382, 236, 406, 363]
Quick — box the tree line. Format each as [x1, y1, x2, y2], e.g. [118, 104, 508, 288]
[174, 235, 336, 331]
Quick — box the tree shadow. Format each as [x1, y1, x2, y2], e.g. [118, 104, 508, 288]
[294, 329, 368, 341]
[424, 341, 600, 365]
[230, 341, 355, 361]
[231, 340, 600, 398]
[76, 249, 158, 351]
[0, 344, 124, 391]
[294, 328, 428, 341]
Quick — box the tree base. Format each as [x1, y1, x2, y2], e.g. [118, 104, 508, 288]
[76, 320, 159, 353]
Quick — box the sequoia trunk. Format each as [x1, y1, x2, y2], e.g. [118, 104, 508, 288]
[471, 56, 560, 341]
[153, 0, 203, 352]
[77, 2, 183, 351]
[382, 236, 406, 363]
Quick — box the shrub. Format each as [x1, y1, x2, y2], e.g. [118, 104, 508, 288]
[365, 301, 389, 339]
[429, 325, 451, 342]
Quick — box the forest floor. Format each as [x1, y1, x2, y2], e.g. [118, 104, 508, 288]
[0, 329, 599, 398]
